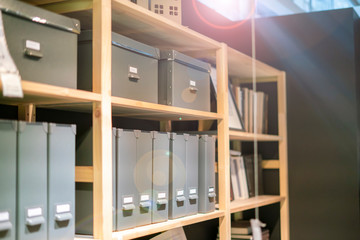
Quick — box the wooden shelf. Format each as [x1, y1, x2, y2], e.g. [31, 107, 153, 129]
[0, 80, 101, 109]
[228, 196, 285, 213]
[35, 0, 221, 56]
[262, 160, 280, 169]
[229, 130, 282, 141]
[112, 96, 221, 121]
[112, 210, 224, 240]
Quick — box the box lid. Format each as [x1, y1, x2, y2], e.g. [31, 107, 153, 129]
[160, 50, 211, 73]
[0, 0, 80, 34]
[79, 30, 160, 60]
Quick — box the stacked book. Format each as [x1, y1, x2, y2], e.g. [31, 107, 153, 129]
[232, 85, 269, 134]
[230, 151, 264, 201]
[217, 220, 270, 240]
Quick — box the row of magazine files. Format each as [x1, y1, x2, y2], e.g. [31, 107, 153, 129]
[230, 151, 264, 201]
[75, 129, 216, 234]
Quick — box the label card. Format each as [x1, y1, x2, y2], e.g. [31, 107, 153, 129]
[140, 195, 150, 201]
[177, 190, 184, 196]
[209, 187, 215, 193]
[0, 211, 9, 222]
[123, 197, 133, 204]
[129, 66, 138, 74]
[158, 192, 166, 199]
[26, 40, 40, 51]
[190, 188, 197, 194]
[190, 80, 196, 87]
[27, 207, 42, 218]
[1, 73, 23, 98]
[56, 204, 70, 214]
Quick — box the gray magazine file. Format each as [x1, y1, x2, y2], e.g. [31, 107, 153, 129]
[17, 122, 48, 240]
[168, 133, 187, 219]
[0, 120, 17, 240]
[78, 30, 159, 102]
[151, 131, 170, 223]
[0, 0, 80, 88]
[186, 135, 199, 216]
[198, 135, 216, 213]
[75, 128, 116, 234]
[158, 50, 211, 111]
[48, 123, 76, 240]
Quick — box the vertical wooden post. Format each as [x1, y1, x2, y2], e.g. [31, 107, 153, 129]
[92, 0, 112, 239]
[160, 120, 172, 132]
[216, 43, 231, 240]
[277, 72, 289, 240]
[18, 104, 36, 122]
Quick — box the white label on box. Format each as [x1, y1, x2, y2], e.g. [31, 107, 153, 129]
[209, 187, 215, 193]
[0, 212, 9, 222]
[27, 207, 42, 218]
[177, 190, 184, 196]
[140, 195, 150, 201]
[1, 73, 23, 98]
[26, 40, 40, 51]
[129, 66, 138, 74]
[190, 188, 197, 194]
[158, 192, 166, 199]
[56, 204, 70, 214]
[190, 80, 196, 87]
[123, 197, 133, 204]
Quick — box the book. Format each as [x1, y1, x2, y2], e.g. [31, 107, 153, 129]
[236, 156, 249, 199]
[217, 229, 269, 240]
[230, 156, 241, 200]
[244, 155, 264, 197]
[249, 89, 254, 133]
[231, 220, 252, 235]
[243, 88, 249, 132]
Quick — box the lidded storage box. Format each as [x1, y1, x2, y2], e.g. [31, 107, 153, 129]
[158, 50, 211, 111]
[78, 30, 160, 103]
[0, 0, 80, 88]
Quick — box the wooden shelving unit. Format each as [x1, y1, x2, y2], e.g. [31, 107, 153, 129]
[4, 1, 290, 240]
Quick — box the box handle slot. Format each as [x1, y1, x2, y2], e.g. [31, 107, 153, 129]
[189, 87, 198, 93]
[208, 192, 216, 198]
[176, 196, 186, 202]
[26, 216, 45, 226]
[128, 73, 140, 81]
[139, 201, 151, 208]
[189, 195, 198, 200]
[156, 199, 168, 205]
[122, 204, 136, 211]
[24, 48, 43, 59]
[55, 212, 72, 222]
[0, 221, 12, 231]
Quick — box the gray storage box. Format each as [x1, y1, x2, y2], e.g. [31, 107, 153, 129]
[158, 50, 211, 111]
[151, 131, 170, 224]
[78, 30, 159, 102]
[198, 135, 216, 213]
[168, 133, 187, 219]
[116, 129, 153, 230]
[185, 135, 199, 216]
[48, 123, 76, 240]
[0, 120, 17, 240]
[0, 0, 80, 88]
[17, 122, 48, 240]
[75, 128, 116, 234]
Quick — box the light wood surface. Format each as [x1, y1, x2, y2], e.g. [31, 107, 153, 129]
[262, 160, 280, 169]
[229, 195, 285, 213]
[75, 166, 94, 183]
[112, 97, 221, 121]
[0, 80, 101, 106]
[92, 0, 113, 240]
[112, 211, 224, 240]
[278, 72, 290, 240]
[229, 130, 282, 141]
[18, 104, 36, 122]
[216, 44, 231, 240]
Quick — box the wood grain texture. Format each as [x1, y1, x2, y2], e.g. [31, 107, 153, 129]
[262, 160, 280, 169]
[75, 166, 93, 183]
[229, 130, 282, 141]
[229, 195, 285, 213]
[216, 44, 231, 240]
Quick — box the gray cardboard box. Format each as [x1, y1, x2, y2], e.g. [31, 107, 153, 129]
[78, 30, 159, 102]
[168, 133, 187, 219]
[135, 131, 153, 227]
[185, 135, 199, 216]
[116, 129, 138, 230]
[198, 135, 216, 213]
[75, 128, 116, 234]
[0, 120, 17, 240]
[0, 0, 80, 88]
[158, 50, 211, 111]
[17, 122, 48, 240]
[151, 131, 170, 224]
[47, 123, 76, 240]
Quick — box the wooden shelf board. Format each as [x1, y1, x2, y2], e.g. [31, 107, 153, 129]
[229, 130, 282, 141]
[215, 196, 284, 214]
[0, 80, 101, 108]
[112, 210, 225, 240]
[46, 0, 221, 55]
[75, 166, 93, 183]
[75, 236, 99, 240]
[262, 160, 280, 169]
[112, 96, 221, 121]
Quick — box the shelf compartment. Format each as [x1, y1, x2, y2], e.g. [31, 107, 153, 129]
[112, 210, 225, 240]
[112, 96, 221, 121]
[37, 0, 221, 55]
[229, 195, 285, 214]
[229, 130, 282, 141]
[0, 80, 101, 108]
